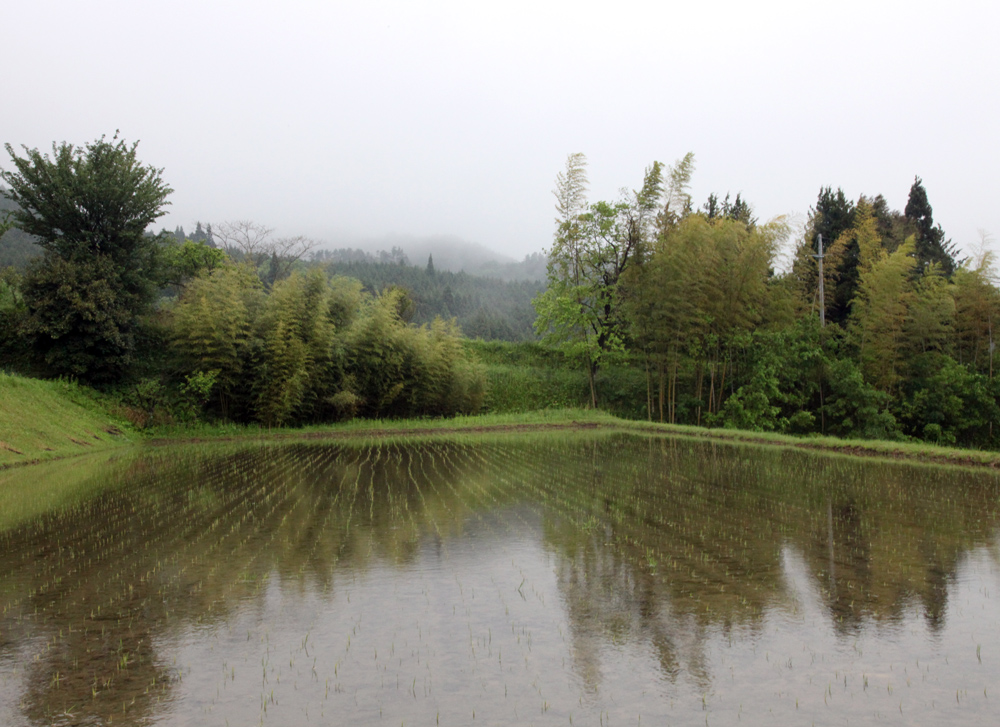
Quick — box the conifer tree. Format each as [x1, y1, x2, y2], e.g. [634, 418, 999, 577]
[904, 176, 957, 274]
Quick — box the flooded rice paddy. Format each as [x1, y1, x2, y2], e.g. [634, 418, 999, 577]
[1, 431, 1000, 726]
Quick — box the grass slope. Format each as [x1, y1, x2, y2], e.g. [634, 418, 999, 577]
[0, 373, 132, 467]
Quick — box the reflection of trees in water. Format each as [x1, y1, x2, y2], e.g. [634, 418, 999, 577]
[19, 590, 170, 727]
[3, 462, 180, 725]
[2, 434, 999, 724]
[538, 437, 795, 694]
[538, 436, 1000, 691]
[792, 463, 998, 636]
[552, 532, 711, 694]
[818, 499, 875, 628]
[0, 440, 500, 726]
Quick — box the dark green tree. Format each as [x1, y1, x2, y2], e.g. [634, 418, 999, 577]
[702, 192, 757, 228]
[812, 187, 856, 246]
[18, 254, 140, 381]
[904, 176, 957, 274]
[1, 135, 172, 383]
[789, 187, 858, 326]
[702, 193, 721, 219]
[190, 221, 208, 243]
[815, 187, 858, 325]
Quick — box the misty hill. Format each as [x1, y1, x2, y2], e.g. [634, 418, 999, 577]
[314, 257, 542, 341]
[0, 190, 42, 269]
[314, 233, 548, 282]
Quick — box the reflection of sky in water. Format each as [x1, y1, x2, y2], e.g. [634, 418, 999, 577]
[150, 516, 1000, 726]
[2, 438, 1000, 726]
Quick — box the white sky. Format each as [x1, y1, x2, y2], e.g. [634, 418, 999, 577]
[4, 0, 998, 261]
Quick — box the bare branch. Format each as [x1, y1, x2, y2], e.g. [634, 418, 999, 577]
[271, 235, 319, 281]
[213, 220, 274, 268]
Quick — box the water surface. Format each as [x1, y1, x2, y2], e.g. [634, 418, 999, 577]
[1, 433, 999, 725]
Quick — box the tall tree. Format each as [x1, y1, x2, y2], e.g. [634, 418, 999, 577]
[624, 211, 711, 421]
[1, 135, 172, 383]
[657, 152, 695, 234]
[1, 136, 171, 268]
[903, 265, 955, 357]
[254, 269, 337, 425]
[822, 199, 882, 324]
[813, 187, 857, 325]
[534, 157, 663, 406]
[904, 176, 957, 274]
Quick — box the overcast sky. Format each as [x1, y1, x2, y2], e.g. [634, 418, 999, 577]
[5, 0, 998, 262]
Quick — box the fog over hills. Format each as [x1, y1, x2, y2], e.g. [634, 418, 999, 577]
[314, 232, 548, 281]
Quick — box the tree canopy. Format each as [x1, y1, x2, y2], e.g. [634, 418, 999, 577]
[1, 135, 172, 383]
[2, 135, 171, 266]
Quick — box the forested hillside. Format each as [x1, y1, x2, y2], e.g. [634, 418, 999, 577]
[0, 190, 40, 269]
[2, 195, 543, 343]
[317, 257, 541, 341]
[313, 235, 548, 281]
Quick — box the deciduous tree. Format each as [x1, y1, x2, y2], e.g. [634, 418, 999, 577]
[213, 220, 317, 286]
[1, 135, 171, 383]
[534, 156, 669, 406]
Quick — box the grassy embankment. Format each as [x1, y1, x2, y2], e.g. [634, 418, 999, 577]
[5, 364, 1000, 471]
[0, 372, 134, 467]
[467, 339, 648, 419]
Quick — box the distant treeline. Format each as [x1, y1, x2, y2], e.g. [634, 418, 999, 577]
[2, 194, 544, 343]
[312, 242, 548, 282]
[0, 191, 39, 268]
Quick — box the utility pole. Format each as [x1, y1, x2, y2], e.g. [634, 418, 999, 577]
[814, 233, 826, 327]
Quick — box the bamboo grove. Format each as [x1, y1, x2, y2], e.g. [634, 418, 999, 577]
[534, 154, 1000, 448]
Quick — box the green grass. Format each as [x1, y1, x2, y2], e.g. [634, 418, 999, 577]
[147, 407, 618, 442]
[0, 372, 134, 467]
[5, 368, 1000, 472]
[467, 339, 648, 418]
[605, 417, 1000, 469]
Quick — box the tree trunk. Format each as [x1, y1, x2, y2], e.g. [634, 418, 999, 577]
[588, 361, 597, 409]
[819, 377, 826, 434]
[989, 316, 994, 381]
[717, 359, 727, 413]
[669, 357, 678, 424]
[658, 360, 666, 423]
[694, 362, 704, 426]
[707, 363, 716, 416]
[645, 358, 652, 422]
